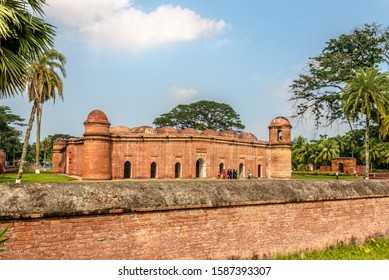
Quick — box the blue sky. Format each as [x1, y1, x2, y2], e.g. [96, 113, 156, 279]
[3, 0, 389, 141]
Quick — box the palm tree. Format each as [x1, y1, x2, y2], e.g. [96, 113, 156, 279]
[16, 49, 66, 182]
[292, 136, 309, 169]
[41, 137, 52, 171]
[28, 49, 66, 173]
[343, 130, 360, 158]
[0, 0, 55, 97]
[316, 139, 340, 166]
[341, 67, 389, 178]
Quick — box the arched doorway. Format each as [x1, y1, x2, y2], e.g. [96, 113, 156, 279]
[239, 163, 244, 178]
[196, 158, 206, 178]
[258, 164, 262, 178]
[219, 163, 225, 178]
[150, 162, 158, 178]
[175, 162, 181, 178]
[124, 161, 131, 179]
[339, 162, 344, 173]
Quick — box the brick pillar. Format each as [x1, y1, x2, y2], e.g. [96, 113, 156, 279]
[82, 110, 112, 180]
[268, 117, 292, 179]
[52, 138, 67, 173]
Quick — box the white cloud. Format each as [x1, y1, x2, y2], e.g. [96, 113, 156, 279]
[45, 0, 226, 53]
[168, 86, 198, 103]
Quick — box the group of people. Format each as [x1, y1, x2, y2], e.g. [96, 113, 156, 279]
[217, 168, 252, 179]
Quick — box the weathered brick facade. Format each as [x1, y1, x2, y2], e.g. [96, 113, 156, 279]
[53, 110, 292, 180]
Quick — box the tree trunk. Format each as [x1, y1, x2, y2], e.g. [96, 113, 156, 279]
[35, 102, 43, 174]
[16, 102, 37, 183]
[365, 116, 370, 179]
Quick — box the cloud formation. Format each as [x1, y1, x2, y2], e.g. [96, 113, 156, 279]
[45, 0, 226, 53]
[168, 86, 198, 103]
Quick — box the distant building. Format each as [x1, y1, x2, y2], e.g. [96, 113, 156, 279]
[53, 110, 292, 180]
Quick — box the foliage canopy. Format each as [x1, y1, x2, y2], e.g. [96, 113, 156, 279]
[289, 23, 389, 128]
[0, 0, 55, 97]
[153, 100, 245, 132]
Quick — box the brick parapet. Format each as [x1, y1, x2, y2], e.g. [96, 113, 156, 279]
[1, 180, 389, 220]
[1, 180, 389, 259]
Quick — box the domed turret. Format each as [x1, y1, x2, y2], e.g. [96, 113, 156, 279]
[268, 116, 292, 179]
[82, 110, 112, 180]
[269, 116, 292, 144]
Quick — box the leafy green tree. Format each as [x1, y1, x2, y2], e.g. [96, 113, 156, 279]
[292, 136, 310, 169]
[290, 23, 389, 128]
[153, 100, 245, 132]
[0, 0, 55, 97]
[342, 130, 362, 158]
[0, 106, 24, 163]
[341, 67, 389, 178]
[41, 136, 52, 168]
[16, 49, 66, 181]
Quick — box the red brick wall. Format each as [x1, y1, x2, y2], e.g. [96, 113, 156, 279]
[110, 137, 271, 179]
[52, 139, 67, 173]
[66, 140, 83, 176]
[1, 198, 388, 260]
[1, 181, 389, 260]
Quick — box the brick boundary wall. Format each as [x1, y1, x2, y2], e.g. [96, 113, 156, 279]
[1, 180, 389, 259]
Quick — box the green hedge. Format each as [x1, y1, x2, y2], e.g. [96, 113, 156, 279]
[292, 171, 353, 177]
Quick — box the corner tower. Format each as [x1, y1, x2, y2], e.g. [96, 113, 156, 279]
[52, 138, 67, 173]
[268, 117, 292, 178]
[82, 110, 112, 180]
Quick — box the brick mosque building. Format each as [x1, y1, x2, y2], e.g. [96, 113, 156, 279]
[53, 110, 292, 180]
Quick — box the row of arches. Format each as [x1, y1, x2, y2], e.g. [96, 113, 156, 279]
[123, 159, 262, 179]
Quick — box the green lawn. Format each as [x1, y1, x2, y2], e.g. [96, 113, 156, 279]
[0, 171, 361, 183]
[274, 237, 389, 260]
[292, 174, 361, 180]
[0, 170, 75, 183]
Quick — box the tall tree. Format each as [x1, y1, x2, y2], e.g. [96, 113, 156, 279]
[16, 49, 66, 180]
[341, 67, 389, 178]
[290, 23, 389, 128]
[0, 0, 55, 97]
[153, 100, 245, 132]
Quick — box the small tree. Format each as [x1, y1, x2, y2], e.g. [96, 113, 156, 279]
[41, 137, 52, 171]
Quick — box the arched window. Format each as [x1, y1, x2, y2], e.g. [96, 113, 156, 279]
[277, 129, 283, 141]
[258, 164, 262, 178]
[196, 158, 206, 178]
[150, 162, 158, 178]
[175, 162, 182, 178]
[124, 161, 131, 179]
